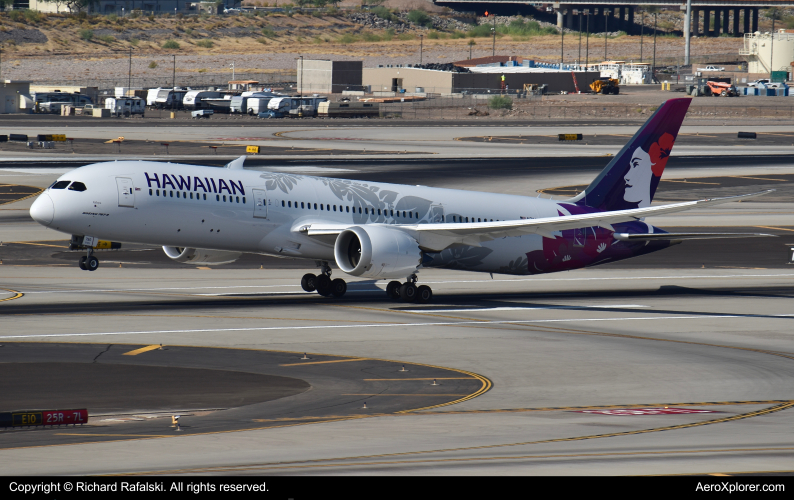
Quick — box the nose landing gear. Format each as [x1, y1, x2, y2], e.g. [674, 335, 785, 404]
[387, 275, 432, 303]
[78, 249, 99, 271]
[300, 261, 347, 298]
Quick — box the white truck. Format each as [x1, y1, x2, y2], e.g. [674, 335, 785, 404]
[105, 97, 146, 117]
[697, 65, 725, 72]
[747, 79, 782, 88]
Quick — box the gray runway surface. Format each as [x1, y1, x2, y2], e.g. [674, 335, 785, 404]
[1, 136, 793, 474]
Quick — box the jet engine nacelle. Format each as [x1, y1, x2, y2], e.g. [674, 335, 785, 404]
[162, 246, 242, 265]
[334, 225, 422, 279]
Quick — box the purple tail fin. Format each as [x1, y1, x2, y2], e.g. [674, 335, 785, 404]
[570, 98, 691, 211]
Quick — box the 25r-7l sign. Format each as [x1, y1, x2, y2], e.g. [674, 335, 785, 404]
[0, 409, 88, 427]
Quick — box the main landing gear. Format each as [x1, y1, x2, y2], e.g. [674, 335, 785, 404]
[386, 274, 432, 304]
[78, 248, 99, 271]
[301, 261, 347, 298]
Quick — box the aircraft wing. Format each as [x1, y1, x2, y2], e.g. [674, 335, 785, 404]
[614, 232, 775, 241]
[299, 190, 774, 252]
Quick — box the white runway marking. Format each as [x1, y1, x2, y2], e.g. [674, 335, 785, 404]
[0, 168, 74, 175]
[409, 304, 650, 313]
[2, 314, 792, 340]
[18, 272, 794, 295]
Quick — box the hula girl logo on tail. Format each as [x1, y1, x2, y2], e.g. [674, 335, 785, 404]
[624, 132, 674, 208]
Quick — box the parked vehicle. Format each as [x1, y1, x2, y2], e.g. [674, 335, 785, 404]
[747, 79, 782, 88]
[246, 97, 275, 115]
[257, 110, 285, 119]
[33, 91, 93, 114]
[697, 65, 725, 72]
[183, 91, 223, 110]
[105, 97, 146, 117]
[590, 78, 620, 95]
[154, 89, 187, 109]
[146, 88, 164, 107]
[192, 109, 214, 118]
[318, 101, 379, 118]
[705, 81, 738, 97]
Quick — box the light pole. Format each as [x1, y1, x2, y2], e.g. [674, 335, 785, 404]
[585, 10, 590, 73]
[576, 10, 582, 66]
[492, 14, 496, 56]
[468, 39, 475, 60]
[172, 54, 176, 88]
[419, 34, 423, 65]
[299, 55, 303, 95]
[684, 0, 692, 66]
[128, 48, 132, 90]
[230, 61, 235, 81]
[640, 10, 644, 62]
[560, 9, 565, 69]
[604, 8, 609, 60]
[653, 12, 658, 83]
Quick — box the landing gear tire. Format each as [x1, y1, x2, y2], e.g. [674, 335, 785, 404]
[330, 278, 347, 298]
[386, 281, 402, 300]
[315, 274, 332, 297]
[416, 285, 432, 304]
[78, 256, 88, 270]
[301, 273, 317, 292]
[399, 282, 417, 303]
[85, 255, 99, 271]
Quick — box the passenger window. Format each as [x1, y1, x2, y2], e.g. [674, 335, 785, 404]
[51, 180, 70, 189]
[390, 209, 394, 216]
[171, 191, 174, 197]
[358, 207, 362, 214]
[156, 189, 160, 196]
[320, 204, 324, 211]
[149, 189, 152, 195]
[68, 182, 87, 192]
[346, 206, 349, 213]
[478, 218, 481, 222]
[288, 200, 291, 207]
[242, 197, 245, 203]
[236, 196, 240, 203]
[408, 212, 412, 219]
[177, 192, 180, 198]
[314, 203, 317, 210]
[216, 194, 219, 201]
[301, 202, 304, 209]
[466, 217, 469, 222]
[189, 192, 193, 199]
[333, 205, 337, 211]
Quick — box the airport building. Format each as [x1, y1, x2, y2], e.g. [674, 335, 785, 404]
[740, 31, 794, 75]
[296, 60, 363, 94]
[0, 80, 32, 114]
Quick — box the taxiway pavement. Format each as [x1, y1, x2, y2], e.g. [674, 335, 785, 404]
[0, 125, 792, 475]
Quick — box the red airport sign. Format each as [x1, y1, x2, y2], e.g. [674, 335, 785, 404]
[1, 409, 88, 427]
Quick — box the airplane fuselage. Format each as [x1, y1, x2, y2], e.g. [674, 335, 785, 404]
[33, 161, 670, 276]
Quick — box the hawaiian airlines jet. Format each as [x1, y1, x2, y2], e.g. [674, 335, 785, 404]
[29, 98, 771, 303]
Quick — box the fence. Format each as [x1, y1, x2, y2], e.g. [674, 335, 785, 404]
[379, 101, 794, 120]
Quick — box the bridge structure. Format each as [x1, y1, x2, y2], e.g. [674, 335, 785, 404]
[434, 1, 793, 36]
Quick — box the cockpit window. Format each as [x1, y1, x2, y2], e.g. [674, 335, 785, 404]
[68, 182, 87, 192]
[50, 180, 71, 189]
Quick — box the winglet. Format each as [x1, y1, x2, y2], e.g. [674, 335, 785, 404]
[225, 156, 246, 170]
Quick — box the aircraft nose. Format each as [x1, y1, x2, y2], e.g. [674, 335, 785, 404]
[30, 192, 54, 226]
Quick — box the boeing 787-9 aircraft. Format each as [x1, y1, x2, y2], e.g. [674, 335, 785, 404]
[29, 98, 772, 303]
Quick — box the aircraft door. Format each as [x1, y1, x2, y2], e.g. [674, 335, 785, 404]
[429, 204, 445, 223]
[252, 188, 268, 219]
[115, 177, 135, 208]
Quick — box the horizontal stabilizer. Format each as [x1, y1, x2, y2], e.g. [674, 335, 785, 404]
[614, 232, 776, 241]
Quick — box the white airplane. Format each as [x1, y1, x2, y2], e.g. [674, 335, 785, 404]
[29, 98, 772, 303]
